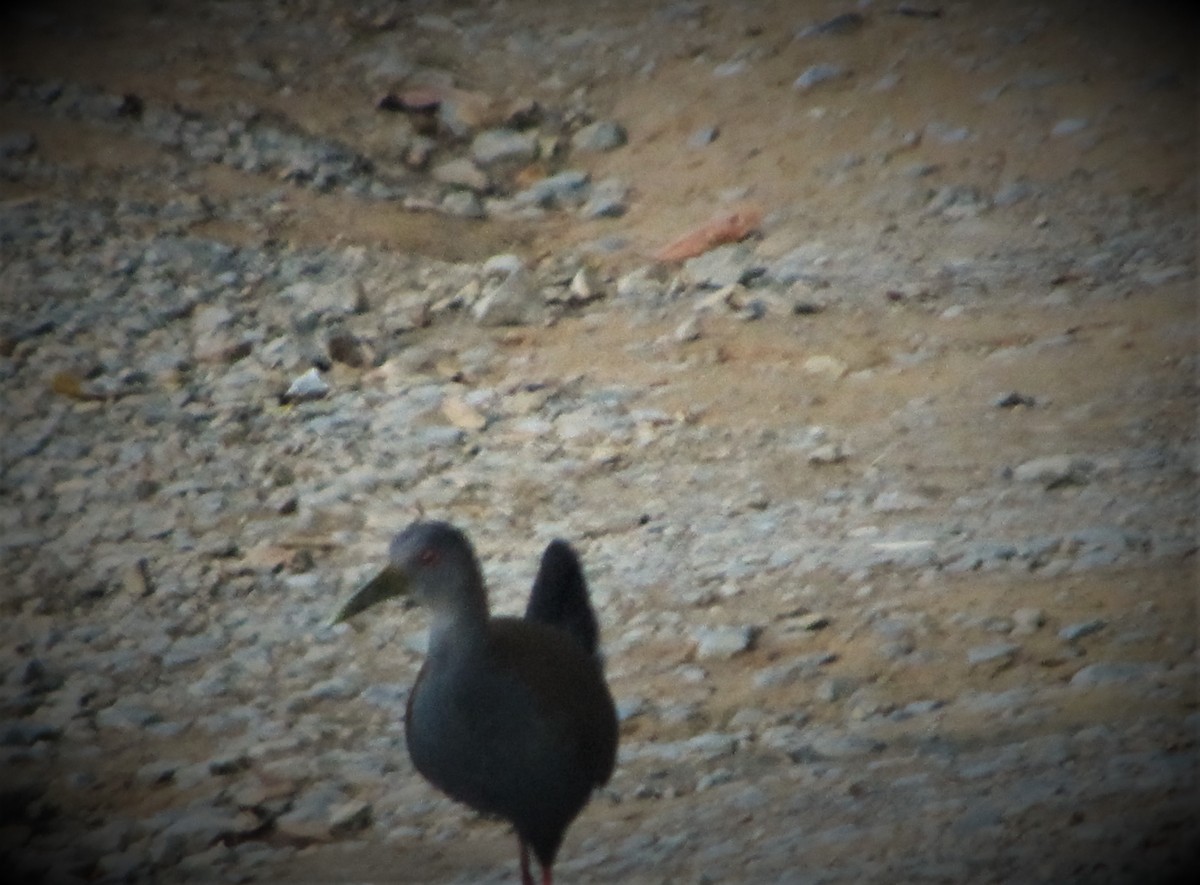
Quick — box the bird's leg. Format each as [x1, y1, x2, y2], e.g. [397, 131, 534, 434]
[541, 864, 554, 885]
[519, 838, 535, 885]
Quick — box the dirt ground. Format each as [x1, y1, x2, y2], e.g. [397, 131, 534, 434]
[1, 1, 1196, 883]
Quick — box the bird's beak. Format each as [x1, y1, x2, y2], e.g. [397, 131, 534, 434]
[333, 565, 410, 624]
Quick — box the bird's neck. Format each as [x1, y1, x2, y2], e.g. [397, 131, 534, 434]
[426, 590, 490, 660]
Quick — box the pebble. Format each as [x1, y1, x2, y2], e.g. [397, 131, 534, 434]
[966, 642, 1020, 666]
[687, 126, 719, 149]
[1069, 662, 1164, 688]
[1011, 607, 1045, 635]
[1058, 618, 1107, 642]
[692, 625, 757, 660]
[793, 64, 847, 91]
[472, 268, 541, 326]
[470, 128, 538, 166]
[1011, 455, 1094, 487]
[431, 158, 490, 192]
[1051, 118, 1088, 137]
[571, 120, 627, 153]
[283, 368, 330, 403]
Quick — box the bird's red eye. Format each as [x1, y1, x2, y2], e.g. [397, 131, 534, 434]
[417, 548, 438, 566]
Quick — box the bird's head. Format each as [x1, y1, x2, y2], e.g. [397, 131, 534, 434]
[332, 520, 486, 624]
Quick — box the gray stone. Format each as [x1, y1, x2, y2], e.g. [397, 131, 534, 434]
[1051, 118, 1088, 137]
[1012, 455, 1093, 487]
[683, 244, 760, 288]
[473, 269, 540, 326]
[753, 652, 834, 688]
[1011, 607, 1046, 635]
[283, 368, 329, 402]
[793, 64, 847, 91]
[580, 177, 628, 219]
[967, 643, 1020, 666]
[431, 158, 490, 192]
[572, 120, 627, 153]
[515, 170, 590, 208]
[441, 189, 486, 218]
[687, 126, 719, 149]
[1069, 662, 1163, 688]
[692, 625, 757, 660]
[471, 128, 537, 166]
[96, 703, 163, 730]
[1058, 618, 1107, 642]
[329, 799, 372, 834]
[809, 731, 884, 759]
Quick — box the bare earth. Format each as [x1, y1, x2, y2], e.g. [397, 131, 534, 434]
[1, 1, 1196, 884]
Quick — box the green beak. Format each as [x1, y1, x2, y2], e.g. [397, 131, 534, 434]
[333, 565, 410, 624]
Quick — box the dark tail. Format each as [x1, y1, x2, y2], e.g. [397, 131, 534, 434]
[525, 539, 600, 658]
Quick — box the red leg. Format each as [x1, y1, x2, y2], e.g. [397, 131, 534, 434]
[541, 864, 553, 885]
[519, 838, 535, 885]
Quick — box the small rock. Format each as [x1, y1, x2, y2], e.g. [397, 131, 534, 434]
[794, 612, 830, 631]
[673, 316, 703, 343]
[473, 269, 540, 326]
[687, 126, 719, 149]
[1012, 455, 1093, 488]
[1051, 118, 1088, 137]
[568, 263, 604, 302]
[793, 64, 847, 91]
[967, 642, 1019, 666]
[441, 190, 486, 218]
[431, 158, 490, 191]
[808, 731, 884, 759]
[1069, 662, 1163, 688]
[572, 120, 627, 153]
[692, 625, 757, 660]
[1058, 618, 1106, 642]
[329, 799, 372, 834]
[1011, 607, 1045, 635]
[471, 128, 537, 166]
[283, 368, 329, 403]
[515, 170, 590, 208]
[802, 355, 848, 379]
[808, 442, 848, 465]
[580, 177, 628, 218]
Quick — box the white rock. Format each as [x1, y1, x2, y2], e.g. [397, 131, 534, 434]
[692, 625, 757, 660]
[284, 368, 329, 402]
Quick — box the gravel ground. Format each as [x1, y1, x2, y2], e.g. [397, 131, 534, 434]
[0, 2, 1196, 883]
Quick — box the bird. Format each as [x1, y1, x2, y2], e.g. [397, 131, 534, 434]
[333, 520, 618, 885]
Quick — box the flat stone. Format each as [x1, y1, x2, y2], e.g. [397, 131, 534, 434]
[470, 128, 537, 166]
[283, 368, 329, 403]
[1011, 607, 1046, 635]
[572, 120, 627, 152]
[692, 625, 757, 660]
[1012, 455, 1093, 487]
[431, 158, 490, 191]
[1069, 662, 1163, 688]
[1058, 618, 1106, 642]
[967, 642, 1020, 666]
[793, 63, 847, 91]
